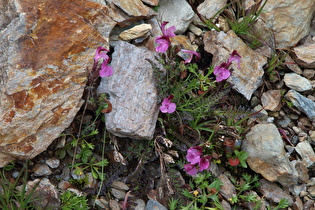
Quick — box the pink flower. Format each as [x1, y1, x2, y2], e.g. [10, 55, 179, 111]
[94, 46, 110, 63]
[186, 146, 203, 164]
[184, 163, 198, 176]
[181, 49, 201, 64]
[99, 61, 114, 77]
[214, 62, 231, 82]
[228, 50, 242, 69]
[155, 22, 176, 53]
[160, 95, 176, 113]
[199, 156, 211, 171]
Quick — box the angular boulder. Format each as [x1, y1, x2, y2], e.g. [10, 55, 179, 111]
[0, 0, 116, 167]
[97, 41, 160, 139]
[243, 123, 298, 187]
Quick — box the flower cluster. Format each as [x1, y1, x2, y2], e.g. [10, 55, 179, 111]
[94, 46, 113, 77]
[214, 50, 241, 82]
[184, 146, 211, 176]
[155, 22, 201, 114]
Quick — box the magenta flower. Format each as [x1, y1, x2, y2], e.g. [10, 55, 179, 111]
[214, 50, 242, 82]
[181, 49, 201, 64]
[99, 61, 114, 77]
[94, 46, 113, 78]
[228, 50, 242, 69]
[184, 163, 198, 176]
[160, 95, 176, 113]
[186, 146, 203, 164]
[155, 21, 176, 53]
[94, 46, 110, 63]
[214, 62, 231, 82]
[199, 156, 211, 171]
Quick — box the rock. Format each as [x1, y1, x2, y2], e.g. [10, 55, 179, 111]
[94, 196, 109, 209]
[221, 199, 232, 210]
[141, 0, 159, 6]
[285, 90, 315, 122]
[218, 173, 237, 202]
[133, 198, 146, 210]
[188, 24, 202, 36]
[157, 0, 194, 34]
[304, 200, 315, 209]
[284, 73, 312, 92]
[111, 188, 126, 200]
[32, 163, 52, 176]
[203, 30, 267, 100]
[303, 69, 315, 79]
[0, 0, 116, 167]
[58, 180, 72, 191]
[277, 115, 292, 128]
[145, 199, 168, 210]
[111, 180, 129, 191]
[258, 0, 315, 48]
[197, 0, 228, 20]
[97, 41, 160, 139]
[292, 160, 310, 184]
[258, 179, 294, 205]
[292, 196, 303, 210]
[26, 178, 61, 208]
[290, 183, 307, 197]
[261, 90, 282, 111]
[293, 40, 315, 68]
[45, 157, 60, 169]
[243, 123, 298, 187]
[109, 199, 121, 210]
[119, 23, 152, 41]
[295, 141, 315, 167]
[111, 0, 155, 21]
[285, 55, 302, 75]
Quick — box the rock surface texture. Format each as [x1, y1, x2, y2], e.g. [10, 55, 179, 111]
[0, 0, 115, 166]
[97, 41, 160, 139]
[258, 0, 315, 48]
[203, 30, 267, 100]
[243, 123, 298, 187]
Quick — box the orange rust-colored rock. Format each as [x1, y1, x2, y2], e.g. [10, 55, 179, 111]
[0, 0, 116, 167]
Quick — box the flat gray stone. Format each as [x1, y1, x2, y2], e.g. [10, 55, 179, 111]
[98, 41, 160, 139]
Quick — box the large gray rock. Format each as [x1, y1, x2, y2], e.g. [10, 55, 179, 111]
[243, 123, 298, 187]
[157, 0, 194, 34]
[0, 0, 116, 167]
[97, 41, 160, 139]
[203, 30, 267, 100]
[258, 0, 315, 48]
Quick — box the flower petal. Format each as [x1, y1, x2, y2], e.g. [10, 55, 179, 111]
[99, 63, 113, 77]
[184, 163, 198, 176]
[95, 46, 109, 63]
[199, 156, 211, 171]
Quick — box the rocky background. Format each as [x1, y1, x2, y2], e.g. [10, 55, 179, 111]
[1, 0, 315, 209]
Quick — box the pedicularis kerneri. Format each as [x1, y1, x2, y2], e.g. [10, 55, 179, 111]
[154, 22, 243, 176]
[94, 46, 113, 77]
